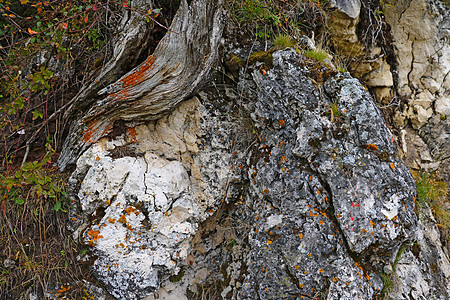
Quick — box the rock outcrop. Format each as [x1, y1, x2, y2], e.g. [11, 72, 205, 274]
[66, 49, 449, 299]
[328, 0, 449, 182]
[384, 0, 450, 182]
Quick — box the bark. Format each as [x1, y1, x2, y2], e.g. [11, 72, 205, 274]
[58, 0, 225, 170]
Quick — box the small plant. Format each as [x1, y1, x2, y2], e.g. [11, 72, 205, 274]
[329, 101, 342, 122]
[272, 34, 294, 48]
[304, 47, 329, 62]
[333, 56, 348, 73]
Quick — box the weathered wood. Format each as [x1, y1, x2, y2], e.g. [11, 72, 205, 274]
[58, 0, 224, 170]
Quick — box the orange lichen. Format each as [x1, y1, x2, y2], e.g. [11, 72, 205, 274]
[56, 284, 71, 296]
[390, 163, 395, 170]
[279, 119, 285, 126]
[83, 120, 99, 144]
[267, 240, 272, 245]
[299, 233, 303, 239]
[295, 265, 300, 270]
[366, 144, 377, 151]
[127, 127, 137, 143]
[118, 215, 127, 224]
[124, 206, 136, 215]
[122, 55, 155, 88]
[83, 120, 113, 145]
[87, 229, 103, 245]
[332, 277, 339, 282]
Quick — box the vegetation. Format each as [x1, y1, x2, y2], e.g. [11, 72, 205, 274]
[412, 171, 449, 249]
[0, 0, 170, 298]
[227, 0, 327, 41]
[272, 33, 294, 48]
[304, 46, 329, 62]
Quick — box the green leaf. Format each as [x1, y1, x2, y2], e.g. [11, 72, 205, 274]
[15, 198, 25, 205]
[32, 110, 43, 120]
[52, 201, 66, 212]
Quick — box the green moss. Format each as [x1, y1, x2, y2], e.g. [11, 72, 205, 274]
[248, 50, 274, 68]
[329, 101, 342, 122]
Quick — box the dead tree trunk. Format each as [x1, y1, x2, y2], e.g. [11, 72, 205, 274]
[58, 0, 224, 170]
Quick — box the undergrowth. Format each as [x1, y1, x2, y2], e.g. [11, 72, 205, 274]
[0, 0, 169, 298]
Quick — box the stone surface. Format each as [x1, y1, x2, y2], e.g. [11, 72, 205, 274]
[383, 0, 450, 181]
[327, 8, 364, 57]
[329, 0, 362, 19]
[363, 60, 393, 87]
[66, 49, 450, 300]
[67, 96, 247, 299]
[387, 208, 450, 300]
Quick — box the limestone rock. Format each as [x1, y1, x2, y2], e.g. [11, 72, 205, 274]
[363, 60, 393, 87]
[327, 9, 364, 57]
[435, 96, 450, 116]
[67, 97, 248, 299]
[384, 0, 450, 97]
[383, 0, 449, 180]
[409, 105, 433, 129]
[419, 116, 450, 181]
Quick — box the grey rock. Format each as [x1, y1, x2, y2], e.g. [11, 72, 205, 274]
[329, 0, 361, 19]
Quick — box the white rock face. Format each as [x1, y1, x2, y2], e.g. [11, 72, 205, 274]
[73, 144, 194, 299]
[67, 97, 246, 299]
[385, 0, 450, 97]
